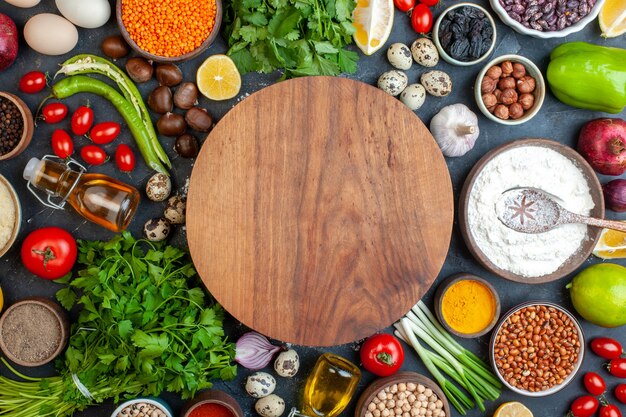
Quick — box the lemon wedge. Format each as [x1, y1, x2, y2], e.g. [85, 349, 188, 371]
[352, 0, 394, 55]
[593, 227, 626, 259]
[599, 0, 626, 38]
[493, 402, 533, 417]
[196, 54, 242, 101]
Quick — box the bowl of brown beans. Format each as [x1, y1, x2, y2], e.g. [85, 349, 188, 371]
[490, 301, 584, 396]
[474, 54, 545, 125]
[0, 92, 34, 161]
[355, 372, 450, 417]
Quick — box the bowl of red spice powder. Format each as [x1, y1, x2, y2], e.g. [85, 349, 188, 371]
[181, 390, 243, 417]
[116, 0, 222, 62]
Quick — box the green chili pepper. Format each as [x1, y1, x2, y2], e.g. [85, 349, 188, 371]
[56, 55, 171, 169]
[547, 42, 626, 114]
[51, 75, 167, 174]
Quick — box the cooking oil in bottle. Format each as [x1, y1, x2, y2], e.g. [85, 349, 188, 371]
[23, 156, 140, 232]
[290, 353, 361, 417]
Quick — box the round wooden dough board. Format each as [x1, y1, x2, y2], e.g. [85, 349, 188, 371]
[187, 77, 453, 346]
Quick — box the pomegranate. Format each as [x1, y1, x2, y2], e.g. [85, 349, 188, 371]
[0, 13, 18, 71]
[578, 118, 626, 176]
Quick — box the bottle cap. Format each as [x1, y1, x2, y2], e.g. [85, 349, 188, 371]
[23, 157, 43, 182]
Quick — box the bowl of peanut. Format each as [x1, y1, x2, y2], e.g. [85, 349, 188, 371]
[474, 54, 545, 125]
[490, 301, 584, 396]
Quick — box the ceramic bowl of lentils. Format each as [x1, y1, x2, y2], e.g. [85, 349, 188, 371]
[490, 0, 605, 38]
[490, 301, 585, 396]
[0, 91, 34, 161]
[433, 2, 497, 66]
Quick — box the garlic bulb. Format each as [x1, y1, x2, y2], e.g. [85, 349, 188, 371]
[430, 104, 480, 157]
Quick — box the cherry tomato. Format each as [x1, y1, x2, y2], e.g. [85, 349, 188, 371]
[41, 102, 68, 124]
[80, 145, 107, 165]
[394, 0, 415, 12]
[71, 106, 94, 135]
[360, 334, 404, 377]
[51, 129, 74, 159]
[609, 358, 626, 378]
[615, 384, 626, 405]
[410, 4, 433, 34]
[591, 338, 623, 360]
[20, 227, 76, 280]
[600, 405, 622, 417]
[583, 372, 606, 396]
[419, 0, 439, 5]
[115, 144, 136, 172]
[19, 71, 46, 94]
[570, 396, 599, 417]
[90, 122, 121, 145]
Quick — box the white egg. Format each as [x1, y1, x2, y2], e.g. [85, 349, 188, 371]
[24, 14, 78, 56]
[3, 0, 41, 8]
[55, 0, 111, 29]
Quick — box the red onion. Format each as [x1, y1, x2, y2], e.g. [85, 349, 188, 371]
[235, 332, 283, 370]
[603, 179, 626, 212]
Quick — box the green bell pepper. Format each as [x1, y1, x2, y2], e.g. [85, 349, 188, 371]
[547, 42, 626, 114]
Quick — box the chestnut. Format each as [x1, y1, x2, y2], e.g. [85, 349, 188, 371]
[174, 83, 199, 110]
[148, 86, 173, 114]
[185, 107, 213, 132]
[125, 57, 153, 83]
[157, 112, 186, 136]
[101, 35, 129, 59]
[156, 64, 183, 87]
[175, 133, 200, 158]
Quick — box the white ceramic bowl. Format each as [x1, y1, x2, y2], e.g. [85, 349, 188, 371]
[474, 54, 545, 125]
[111, 398, 173, 417]
[0, 174, 21, 259]
[433, 2, 497, 66]
[490, 0, 605, 38]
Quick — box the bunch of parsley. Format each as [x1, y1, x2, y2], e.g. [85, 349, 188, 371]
[223, 0, 359, 77]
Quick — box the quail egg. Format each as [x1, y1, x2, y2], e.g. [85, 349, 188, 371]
[420, 70, 452, 97]
[144, 217, 171, 242]
[274, 349, 299, 377]
[164, 196, 186, 224]
[245, 372, 276, 398]
[255, 394, 285, 417]
[400, 84, 426, 111]
[411, 38, 439, 67]
[146, 173, 171, 202]
[386, 43, 412, 70]
[377, 71, 408, 97]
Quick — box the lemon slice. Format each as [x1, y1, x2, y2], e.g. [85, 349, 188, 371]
[352, 0, 394, 55]
[196, 55, 242, 101]
[493, 402, 533, 417]
[593, 227, 626, 259]
[599, 0, 626, 38]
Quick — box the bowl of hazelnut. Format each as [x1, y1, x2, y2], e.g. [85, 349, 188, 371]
[474, 54, 545, 125]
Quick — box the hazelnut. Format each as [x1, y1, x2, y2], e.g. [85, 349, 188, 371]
[498, 77, 516, 90]
[494, 89, 503, 103]
[482, 93, 497, 108]
[519, 93, 535, 110]
[481, 77, 497, 94]
[517, 75, 536, 93]
[494, 104, 509, 120]
[501, 88, 518, 105]
[487, 105, 497, 113]
[501, 61, 514, 76]
[509, 102, 524, 119]
[486, 65, 502, 79]
[512, 63, 526, 79]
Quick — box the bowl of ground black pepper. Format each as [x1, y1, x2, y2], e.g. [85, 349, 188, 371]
[0, 92, 34, 161]
[433, 3, 497, 66]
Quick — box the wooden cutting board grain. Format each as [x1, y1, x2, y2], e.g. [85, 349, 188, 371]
[187, 77, 454, 346]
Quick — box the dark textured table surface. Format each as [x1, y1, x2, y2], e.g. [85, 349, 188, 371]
[0, 1, 625, 416]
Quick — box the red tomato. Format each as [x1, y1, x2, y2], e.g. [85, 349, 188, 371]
[51, 129, 74, 159]
[410, 4, 433, 34]
[41, 102, 68, 124]
[591, 338, 623, 360]
[71, 106, 94, 135]
[394, 0, 415, 12]
[80, 145, 107, 165]
[583, 372, 606, 396]
[609, 358, 626, 378]
[615, 384, 626, 405]
[570, 396, 599, 417]
[19, 71, 46, 93]
[360, 334, 404, 377]
[419, 0, 439, 5]
[20, 227, 76, 280]
[600, 405, 622, 417]
[115, 144, 135, 172]
[90, 122, 121, 145]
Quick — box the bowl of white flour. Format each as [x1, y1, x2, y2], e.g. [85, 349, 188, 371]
[0, 174, 21, 259]
[459, 138, 604, 283]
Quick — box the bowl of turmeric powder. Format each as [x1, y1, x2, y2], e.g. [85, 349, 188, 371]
[116, 0, 222, 62]
[434, 273, 500, 338]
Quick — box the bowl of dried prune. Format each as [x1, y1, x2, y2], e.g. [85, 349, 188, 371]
[433, 2, 497, 66]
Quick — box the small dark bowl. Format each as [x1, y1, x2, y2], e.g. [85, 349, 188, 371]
[434, 273, 500, 338]
[181, 390, 244, 417]
[116, 0, 223, 63]
[0, 92, 34, 161]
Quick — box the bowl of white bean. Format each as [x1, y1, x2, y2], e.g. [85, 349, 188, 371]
[355, 372, 450, 417]
[111, 398, 173, 417]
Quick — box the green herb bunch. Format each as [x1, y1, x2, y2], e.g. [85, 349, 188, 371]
[0, 233, 236, 417]
[223, 0, 359, 78]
